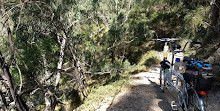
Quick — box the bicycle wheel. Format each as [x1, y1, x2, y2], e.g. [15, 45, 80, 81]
[159, 67, 166, 92]
[187, 88, 205, 111]
[180, 82, 188, 111]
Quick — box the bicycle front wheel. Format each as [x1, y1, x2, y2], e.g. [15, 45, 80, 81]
[187, 88, 205, 111]
[159, 67, 166, 92]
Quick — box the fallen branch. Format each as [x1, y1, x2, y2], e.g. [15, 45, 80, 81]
[85, 71, 111, 75]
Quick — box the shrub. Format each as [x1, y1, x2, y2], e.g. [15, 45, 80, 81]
[125, 50, 160, 74]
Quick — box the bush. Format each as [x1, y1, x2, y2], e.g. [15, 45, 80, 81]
[125, 50, 160, 74]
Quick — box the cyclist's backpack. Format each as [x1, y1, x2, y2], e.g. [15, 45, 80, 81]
[183, 58, 213, 91]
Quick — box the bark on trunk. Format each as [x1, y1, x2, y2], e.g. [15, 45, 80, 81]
[45, 31, 67, 111]
[211, 0, 220, 25]
[115, 0, 118, 14]
[45, 91, 51, 111]
[42, 54, 52, 85]
[44, 90, 58, 111]
[0, 90, 8, 108]
[55, 31, 67, 88]
[1, 0, 15, 67]
[42, 54, 55, 111]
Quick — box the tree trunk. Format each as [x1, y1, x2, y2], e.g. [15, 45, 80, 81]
[44, 89, 58, 111]
[0, 90, 8, 109]
[46, 31, 67, 111]
[69, 45, 87, 98]
[205, 0, 220, 43]
[1, 0, 28, 110]
[42, 54, 52, 85]
[1, 0, 15, 67]
[45, 91, 51, 111]
[55, 31, 67, 88]
[211, 0, 220, 25]
[0, 52, 28, 111]
[42, 54, 55, 111]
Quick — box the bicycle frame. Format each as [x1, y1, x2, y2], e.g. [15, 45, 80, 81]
[161, 42, 186, 89]
[160, 41, 204, 111]
[161, 52, 188, 110]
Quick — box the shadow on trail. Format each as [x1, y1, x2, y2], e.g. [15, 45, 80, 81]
[146, 77, 177, 111]
[107, 76, 174, 111]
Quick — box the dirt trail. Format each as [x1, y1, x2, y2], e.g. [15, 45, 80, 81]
[107, 66, 175, 111]
[104, 65, 220, 111]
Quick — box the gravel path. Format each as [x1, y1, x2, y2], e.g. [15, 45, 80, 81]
[105, 65, 220, 111]
[107, 66, 175, 111]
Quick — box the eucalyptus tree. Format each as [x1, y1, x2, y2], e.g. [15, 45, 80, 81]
[0, 0, 29, 110]
[0, 0, 167, 110]
[0, 0, 86, 110]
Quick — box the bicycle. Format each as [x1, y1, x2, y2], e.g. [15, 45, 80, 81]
[151, 38, 206, 111]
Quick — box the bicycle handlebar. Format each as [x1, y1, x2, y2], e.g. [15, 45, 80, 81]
[191, 41, 201, 44]
[150, 38, 182, 42]
[180, 40, 201, 53]
[150, 38, 201, 53]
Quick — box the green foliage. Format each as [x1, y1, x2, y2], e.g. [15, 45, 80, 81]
[183, 6, 210, 38]
[80, 76, 130, 111]
[125, 50, 160, 74]
[138, 50, 160, 66]
[0, 0, 219, 110]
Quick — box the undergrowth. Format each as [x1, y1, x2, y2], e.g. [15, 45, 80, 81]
[79, 76, 130, 111]
[78, 50, 159, 111]
[124, 50, 160, 74]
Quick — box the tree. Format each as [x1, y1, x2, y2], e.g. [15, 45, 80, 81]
[211, 0, 220, 25]
[0, 0, 28, 110]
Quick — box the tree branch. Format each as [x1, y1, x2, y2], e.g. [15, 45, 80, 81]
[120, 0, 132, 27]
[15, 63, 23, 94]
[89, 24, 109, 38]
[1, 0, 15, 67]
[85, 71, 111, 75]
[107, 37, 137, 50]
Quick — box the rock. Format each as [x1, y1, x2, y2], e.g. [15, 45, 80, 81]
[214, 48, 220, 65]
[207, 56, 215, 64]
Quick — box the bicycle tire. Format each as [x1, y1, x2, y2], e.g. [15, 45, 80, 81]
[187, 88, 205, 111]
[160, 67, 165, 92]
[181, 98, 187, 111]
[169, 81, 188, 111]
